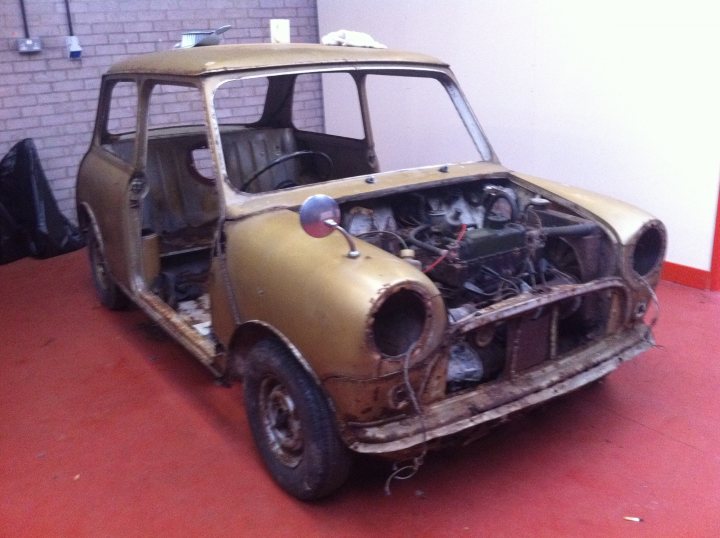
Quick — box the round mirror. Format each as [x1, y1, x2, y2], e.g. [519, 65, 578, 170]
[299, 194, 341, 238]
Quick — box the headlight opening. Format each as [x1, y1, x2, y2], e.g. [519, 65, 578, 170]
[371, 288, 429, 358]
[631, 223, 665, 277]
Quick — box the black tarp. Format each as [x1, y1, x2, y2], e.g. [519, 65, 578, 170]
[0, 139, 84, 264]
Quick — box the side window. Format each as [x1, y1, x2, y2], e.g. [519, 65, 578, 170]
[293, 73, 364, 139]
[146, 83, 216, 183]
[143, 83, 219, 235]
[213, 77, 269, 125]
[102, 80, 138, 163]
[147, 84, 206, 129]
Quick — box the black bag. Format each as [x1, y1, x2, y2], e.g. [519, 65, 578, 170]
[0, 139, 84, 264]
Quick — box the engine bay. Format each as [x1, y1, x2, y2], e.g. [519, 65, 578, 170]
[341, 176, 618, 391]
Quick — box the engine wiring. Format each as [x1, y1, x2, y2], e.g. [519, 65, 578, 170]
[423, 224, 467, 273]
[356, 230, 409, 250]
[384, 338, 428, 496]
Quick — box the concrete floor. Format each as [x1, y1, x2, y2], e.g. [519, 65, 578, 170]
[1, 249, 719, 537]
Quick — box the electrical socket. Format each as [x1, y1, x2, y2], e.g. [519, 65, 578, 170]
[17, 37, 42, 54]
[65, 36, 82, 60]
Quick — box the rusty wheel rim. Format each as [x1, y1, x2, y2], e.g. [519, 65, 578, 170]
[259, 376, 303, 468]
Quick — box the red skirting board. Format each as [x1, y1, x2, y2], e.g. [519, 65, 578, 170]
[663, 182, 720, 290]
[661, 261, 712, 290]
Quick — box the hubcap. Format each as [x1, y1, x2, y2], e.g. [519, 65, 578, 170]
[259, 377, 303, 467]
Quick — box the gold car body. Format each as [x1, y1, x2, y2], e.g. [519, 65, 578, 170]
[77, 44, 665, 455]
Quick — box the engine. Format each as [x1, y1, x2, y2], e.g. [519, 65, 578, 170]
[341, 179, 612, 390]
[343, 180, 603, 308]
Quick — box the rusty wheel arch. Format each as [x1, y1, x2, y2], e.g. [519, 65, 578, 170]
[76, 203, 108, 268]
[226, 321, 325, 390]
[226, 321, 341, 421]
[76, 202, 93, 236]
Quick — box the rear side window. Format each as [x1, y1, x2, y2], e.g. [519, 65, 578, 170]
[102, 80, 138, 163]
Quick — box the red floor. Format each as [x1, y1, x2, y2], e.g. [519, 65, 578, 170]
[1, 249, 719, 537]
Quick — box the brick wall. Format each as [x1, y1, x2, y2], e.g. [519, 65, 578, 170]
[1, 0, 320, 221]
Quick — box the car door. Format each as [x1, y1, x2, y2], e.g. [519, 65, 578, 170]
[77, 77, 143, 291]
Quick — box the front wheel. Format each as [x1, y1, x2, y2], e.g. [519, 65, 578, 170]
[243, 339, 351, 500]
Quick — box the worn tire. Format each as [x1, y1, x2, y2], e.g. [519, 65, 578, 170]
[243, 339, 351, 500]
[87, 227, 128, 310]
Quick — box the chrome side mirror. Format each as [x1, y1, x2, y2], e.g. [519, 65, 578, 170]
[299, 194, 360, 259]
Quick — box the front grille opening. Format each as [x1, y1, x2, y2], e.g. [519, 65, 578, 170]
[446, 323, 506, 393]
[446, 289, 616, 394]
[556, 290, 611, 355]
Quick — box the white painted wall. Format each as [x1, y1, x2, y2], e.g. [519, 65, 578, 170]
[317, 0, 720, 270]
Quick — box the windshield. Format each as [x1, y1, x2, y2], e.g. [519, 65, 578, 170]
[212, 68, 492, 195]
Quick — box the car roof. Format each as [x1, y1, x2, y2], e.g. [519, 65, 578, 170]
[106, 43, 448, 77]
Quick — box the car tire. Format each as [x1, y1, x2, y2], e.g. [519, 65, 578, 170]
[243, 339, 352, 500]
[87, 227, 128, 310]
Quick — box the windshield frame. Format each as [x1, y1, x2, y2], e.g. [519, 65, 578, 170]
[201, 63, 497, 207]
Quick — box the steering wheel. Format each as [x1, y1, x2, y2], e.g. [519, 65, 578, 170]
[240, 150, 333, 192]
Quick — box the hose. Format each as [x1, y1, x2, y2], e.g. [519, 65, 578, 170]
[408, 225, 447, 256]
[543, 221, 598, 237]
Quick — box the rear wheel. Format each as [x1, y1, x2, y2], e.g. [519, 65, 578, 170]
[243, 339, 351, 500]
[87, 227, 127, 310]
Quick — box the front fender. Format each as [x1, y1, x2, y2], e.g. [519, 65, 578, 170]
[511, 171, 658, 246]
[223, 209, 447, 381]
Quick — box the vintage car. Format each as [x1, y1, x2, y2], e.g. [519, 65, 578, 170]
[76, 43, 665, 500]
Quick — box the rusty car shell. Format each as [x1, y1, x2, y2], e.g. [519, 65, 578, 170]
[76, 44, 665, 460]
